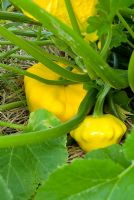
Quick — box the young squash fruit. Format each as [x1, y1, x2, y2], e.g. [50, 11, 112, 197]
[23, 0, 98, 41]
[24, 63, 87, 121]
[70, 114, 127, 152]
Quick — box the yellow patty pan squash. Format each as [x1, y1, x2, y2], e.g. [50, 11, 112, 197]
[24, 63, 87, 121]
[70, 114, 127, 152]
[23, 0, 98, 41]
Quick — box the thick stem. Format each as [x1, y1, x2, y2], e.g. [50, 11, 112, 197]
[0, 88, 97, 148]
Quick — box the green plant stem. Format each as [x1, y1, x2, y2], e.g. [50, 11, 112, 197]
[0, 11, 41, 25]
[37, 26, 42, 40]
[6, 54, 35, 61]
[100, 28, 112, 58]
[117, 12, 134, 39]
[33, 40, 53, 45]
[4, 53, 80, 71]
[0, 101, 26, 111]
[0, 40, 53, 46]
[0, 46, 78, 70]
[93, 84, 111, 116]
[0, 88, 97, 148]
[120, 8, 134, 16]
[0, 47, 19, 59]
[64, 0, 82, 37]
[10, 29, 49, 37]
[0, 121, 25, 130]
[0, 63, 78, 85]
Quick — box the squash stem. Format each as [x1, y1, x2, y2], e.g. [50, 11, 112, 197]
[64, 0, 82, 37]
[93, 84, 111, 116]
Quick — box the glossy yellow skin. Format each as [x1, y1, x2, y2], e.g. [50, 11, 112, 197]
[24, 63, 87, 121]
[24, 0, 98, 41]
[70, 114, 127, 152]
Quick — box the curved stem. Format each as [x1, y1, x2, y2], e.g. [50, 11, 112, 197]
[0, 88, 97, 148]
[100, 28, 112, 58]
[93, 84, 111, 116]
[64, 0, 82, 37]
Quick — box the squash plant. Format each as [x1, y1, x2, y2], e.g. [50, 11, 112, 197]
[0, 0, 134, 199]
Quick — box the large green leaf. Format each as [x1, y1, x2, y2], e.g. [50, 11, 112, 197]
[35, 159, 124, 200]
[85, 144, 130, 168]
[0, 175, 13, 200]
[0, 110, 67, 199]
[35, 159, 134, 200]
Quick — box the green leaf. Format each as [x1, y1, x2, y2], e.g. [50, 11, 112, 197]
[35, 159, 124, 200]
[110, 24, 128, 48]
[85, 144, 130, 168]
[113, 90, 130, 110]
[128, 51, 134, 92]
[0, 110, 67, 199]
[25, 109, 62, 132]
[124, 128, 134, 160]
[0, 175, 13, 200]
[35, 159, 134, 200]
[87, 0, 134, 36]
